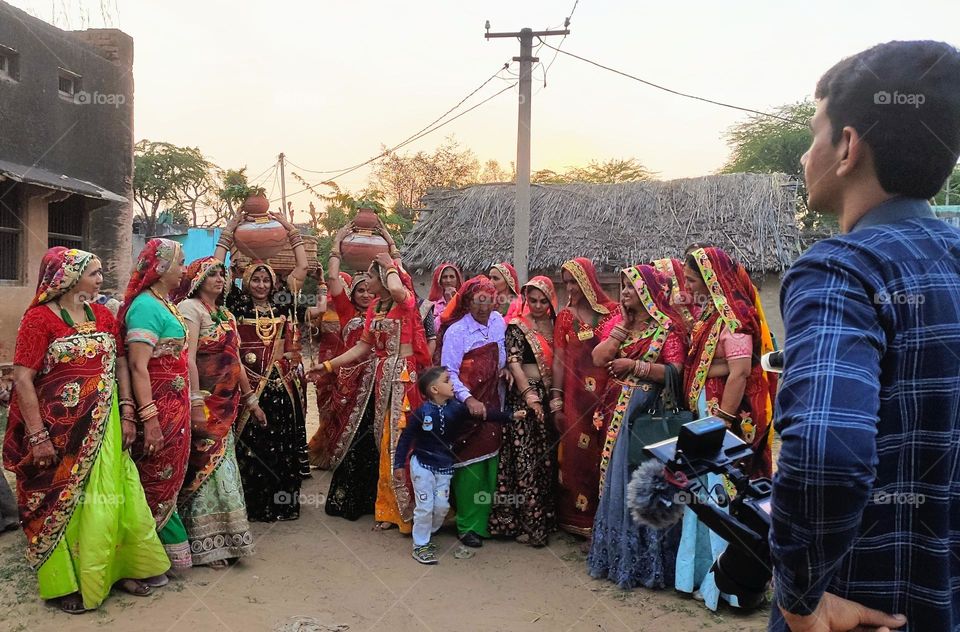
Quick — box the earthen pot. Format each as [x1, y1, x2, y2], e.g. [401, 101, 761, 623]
[233, 194, 287, 260]
[340, 207, 390, 271]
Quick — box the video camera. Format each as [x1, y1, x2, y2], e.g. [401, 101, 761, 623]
[630, 417, 773, 609]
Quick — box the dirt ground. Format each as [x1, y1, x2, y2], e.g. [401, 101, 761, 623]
[0, 388, 771, 632]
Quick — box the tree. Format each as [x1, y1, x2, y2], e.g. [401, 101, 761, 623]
[477, 159, 513, 183]
[369, 136, 480, 216]
[531, 158, 655, 184]
[719, 100, 836, 234]
[133, 140, 213, 235]
[934, 164, 960, 205]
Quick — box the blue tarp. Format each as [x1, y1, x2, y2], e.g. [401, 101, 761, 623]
[166, 228, 230, 265]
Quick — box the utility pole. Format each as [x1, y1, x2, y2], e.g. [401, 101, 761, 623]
[278, 152, 289, 222]
[485, 23, 569, 284]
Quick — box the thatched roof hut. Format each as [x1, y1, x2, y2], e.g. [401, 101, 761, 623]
[401, 173, 801, 275]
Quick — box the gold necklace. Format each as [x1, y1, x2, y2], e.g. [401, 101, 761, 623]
[253, 303, 278, 343]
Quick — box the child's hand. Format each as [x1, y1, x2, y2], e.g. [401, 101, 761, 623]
[393, 468, 405, 481]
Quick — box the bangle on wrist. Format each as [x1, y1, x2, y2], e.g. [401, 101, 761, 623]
[323, 360, 334, 374]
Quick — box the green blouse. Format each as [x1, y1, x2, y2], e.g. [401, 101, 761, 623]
[125, 292, 187, 356]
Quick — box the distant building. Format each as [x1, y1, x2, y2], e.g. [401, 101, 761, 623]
[0, 0, 134, 364]
[934, 205, 960, 229]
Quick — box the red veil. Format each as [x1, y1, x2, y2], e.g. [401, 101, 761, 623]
[682, 247, 776, 478]
[561, 257, 614, 312]
[435, 275, 497, 361]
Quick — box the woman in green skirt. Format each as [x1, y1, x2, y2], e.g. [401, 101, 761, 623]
[4, 248, 169, 613]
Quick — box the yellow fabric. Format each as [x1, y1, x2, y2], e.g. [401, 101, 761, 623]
[36, 395, 170, 608]
[374, 409, 412, 534]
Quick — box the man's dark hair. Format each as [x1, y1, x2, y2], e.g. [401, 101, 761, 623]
[816, 40, 960, 199]
[418, 366, 448, 398]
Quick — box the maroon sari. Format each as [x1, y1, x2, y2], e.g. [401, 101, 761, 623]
[3, 305, 118, 567]
[554, 258, 618, 536]
[179, 312, 242, 502]
[450, 342, 503, 463]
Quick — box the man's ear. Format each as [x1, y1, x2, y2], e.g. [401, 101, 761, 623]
[836, 125, 868, 178]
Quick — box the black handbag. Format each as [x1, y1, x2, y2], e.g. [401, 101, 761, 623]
[627, 364, 693, 471]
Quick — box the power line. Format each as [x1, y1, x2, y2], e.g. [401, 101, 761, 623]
[541, 0, 580, 87]
[285, 62, 513, 176]
[276, 81, 518, 202]
[538, 40, 804, 125]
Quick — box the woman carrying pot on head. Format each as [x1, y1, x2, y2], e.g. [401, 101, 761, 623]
[308, 253, 432, 533]
[216, 212, 314, 522]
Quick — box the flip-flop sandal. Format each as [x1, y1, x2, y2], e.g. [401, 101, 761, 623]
[117, 579, 152, 597]
[207, 560, 229, 570]
[372, 521, 396, 531]
[141, 574, 169, 587]
[58, 594, 87, 615]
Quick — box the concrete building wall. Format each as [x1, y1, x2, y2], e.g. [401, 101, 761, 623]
[0, 2, 134, 364]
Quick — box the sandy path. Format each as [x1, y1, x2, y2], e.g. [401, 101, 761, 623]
[0, 386, 771, 632]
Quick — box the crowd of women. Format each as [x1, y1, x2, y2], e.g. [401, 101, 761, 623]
[2, 208, 777, 614]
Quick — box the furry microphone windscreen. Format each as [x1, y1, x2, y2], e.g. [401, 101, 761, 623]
[627, 460, 687, 529]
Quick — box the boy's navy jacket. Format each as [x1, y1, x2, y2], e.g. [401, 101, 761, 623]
[394, 398, 511, 474]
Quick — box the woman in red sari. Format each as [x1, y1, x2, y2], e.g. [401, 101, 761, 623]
[5, 249, 169, 612]
[588, 265, 688, 589]
[488, 275, 558, 546]
[549, 257, 618, 537]
[120, 238, 192, 573]
[173, 257, 262, 567]
[488, 262, 522, 321]
[430, 262, 463, 331]
[311, 253, 431, 532]
[675, 246, 776, 611]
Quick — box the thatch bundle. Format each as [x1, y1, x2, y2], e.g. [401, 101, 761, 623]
[401, 173, 801, 274]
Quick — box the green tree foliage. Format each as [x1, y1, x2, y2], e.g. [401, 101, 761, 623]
[933, 165, 960, 206]
[133, 140, 212, 235]
[719, 100, 838, 235]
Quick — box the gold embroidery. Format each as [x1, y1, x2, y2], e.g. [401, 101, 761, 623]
[578, 433, 590, 449]
[562, 260, 610, 314]
[575, 494, 589, 511]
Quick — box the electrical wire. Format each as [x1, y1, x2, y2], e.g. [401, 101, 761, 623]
[284, 62, 513, 176]
[537, 40, 804, 125]
[276, 81, 518, 202]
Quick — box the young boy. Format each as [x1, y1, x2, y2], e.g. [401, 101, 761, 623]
[394, 366, 512, 564]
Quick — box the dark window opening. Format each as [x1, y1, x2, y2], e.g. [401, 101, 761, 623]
[0, 181, 22, 281]
[48, 195, 85, 249]
[58, 68, 81, 98]
[0, 45, 19, 81]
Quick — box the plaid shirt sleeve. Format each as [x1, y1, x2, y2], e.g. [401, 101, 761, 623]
[770, 247, 886, 615]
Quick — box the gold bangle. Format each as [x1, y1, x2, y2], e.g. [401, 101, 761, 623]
[323, 360, 334, 373]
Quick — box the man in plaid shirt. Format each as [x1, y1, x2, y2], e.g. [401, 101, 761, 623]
[770, 41, 960, 631]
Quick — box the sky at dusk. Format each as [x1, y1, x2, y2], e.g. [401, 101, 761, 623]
[8, 0, 960, 217]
